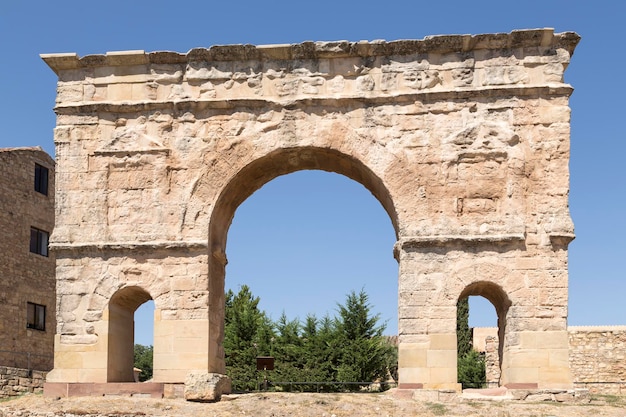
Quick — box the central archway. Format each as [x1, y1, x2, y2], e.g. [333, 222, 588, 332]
[207, 147, 400, 373]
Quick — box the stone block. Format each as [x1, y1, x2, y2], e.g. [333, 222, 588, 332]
[152, 368, 190, 383]
[428, 367, 457, 384]
[392, 388, 419, 399]
[519, 331, 569, 349]
[77, 368, 107, 383]
[502, 367, 539, 386]
[54, 351, 84, 369]
[398, 346, 427, 368]
[172, 337, 209, 353]
[429, 333, 456, 350]
[438, 389, 459, 402]
[525, 392, 553, 402]
[507, 350, 550, 368]
[398, 367, 430, 384]
[538, 366, 572, 388]
[184, 372, 231, 402]
[573, 388, 591, 403]
[427, 350, 456, 368]
[554, 391, 574, 402]
[508, 389, 531, 400]
[548, 349, 570, 368]
[163, 383, 184, 399]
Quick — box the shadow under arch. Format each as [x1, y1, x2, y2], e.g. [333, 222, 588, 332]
[107, 285, 152, 382]
[458, 281, 512, 386]
[206, 146, 400, 373]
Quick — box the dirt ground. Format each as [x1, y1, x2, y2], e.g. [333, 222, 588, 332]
[2, 390, 626, 417]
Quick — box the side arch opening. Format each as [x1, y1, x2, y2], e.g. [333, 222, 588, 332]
[107, 286, 152, 382]
[458, 281, 511, 388]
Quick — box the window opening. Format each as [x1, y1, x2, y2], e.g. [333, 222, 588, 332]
[30, 227, 49, 256]
[34, 164, 49, 195]
[27, 302, 46, 331]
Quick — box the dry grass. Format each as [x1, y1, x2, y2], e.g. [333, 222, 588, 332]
[1, 391, 626, 417]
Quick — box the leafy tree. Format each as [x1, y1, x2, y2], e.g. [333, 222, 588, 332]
[334, 289, 394, 390]
[301, 314, 336, 385]
[456, 297, 486, 389]
[224, 285, 274, 391]
[457, 349, 486, 389]
[133, 344, 153, 381]
[222, 286, 398, 392]
[276, 314, 336, 391]
[271, 313, 307, 387]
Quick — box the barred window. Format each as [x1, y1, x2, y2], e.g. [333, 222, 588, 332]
[27, 302, 46, 331]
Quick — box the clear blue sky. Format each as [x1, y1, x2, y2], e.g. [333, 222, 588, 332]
[2, 1, 624, 346]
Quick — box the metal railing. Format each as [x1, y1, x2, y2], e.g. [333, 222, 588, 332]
[259, 380, 397, 393]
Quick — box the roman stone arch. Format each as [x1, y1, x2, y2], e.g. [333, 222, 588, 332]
[42, 28, 579, 393]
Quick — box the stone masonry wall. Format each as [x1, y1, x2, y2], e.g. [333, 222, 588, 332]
[479, 326, 626, 393]
[484, 336, 500, 388]
[569, 326, 626, 394]
[0, 148, 55, 371]
[0, 367, 47, 399]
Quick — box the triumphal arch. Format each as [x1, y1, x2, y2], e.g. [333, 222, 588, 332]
[42, 28, 579, 395]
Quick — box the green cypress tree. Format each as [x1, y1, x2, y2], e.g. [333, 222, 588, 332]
[456, 297, 486, 389]
[271, 313, 306, 388]
[224, 285, 274, 391]
[301, 314, 333, 386]
[456, 298, 472, 357]
[334, 289, 392, 390]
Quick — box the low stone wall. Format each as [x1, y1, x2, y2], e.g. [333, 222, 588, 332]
[569, 326, 626, 394]
[0, 367, 47, 398]
[478, 326, 626, 391]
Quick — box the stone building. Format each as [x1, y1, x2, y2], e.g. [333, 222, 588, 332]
[0, 147, 55, 371]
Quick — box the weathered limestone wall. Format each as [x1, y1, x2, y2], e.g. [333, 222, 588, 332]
[42, 29, 579, 391]
[50, 251, 209, 383]
[0, 148, 55, 371]
[479, 326, 626, 393]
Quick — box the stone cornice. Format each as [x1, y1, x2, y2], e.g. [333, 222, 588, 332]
[41, 29, 579, 73]
[548, 232, 576, 246]
[396, 233, 526, 249]
[42, 29, 579, 112]
[51, 84, 574, 115]
[50, 240, 208, 253]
